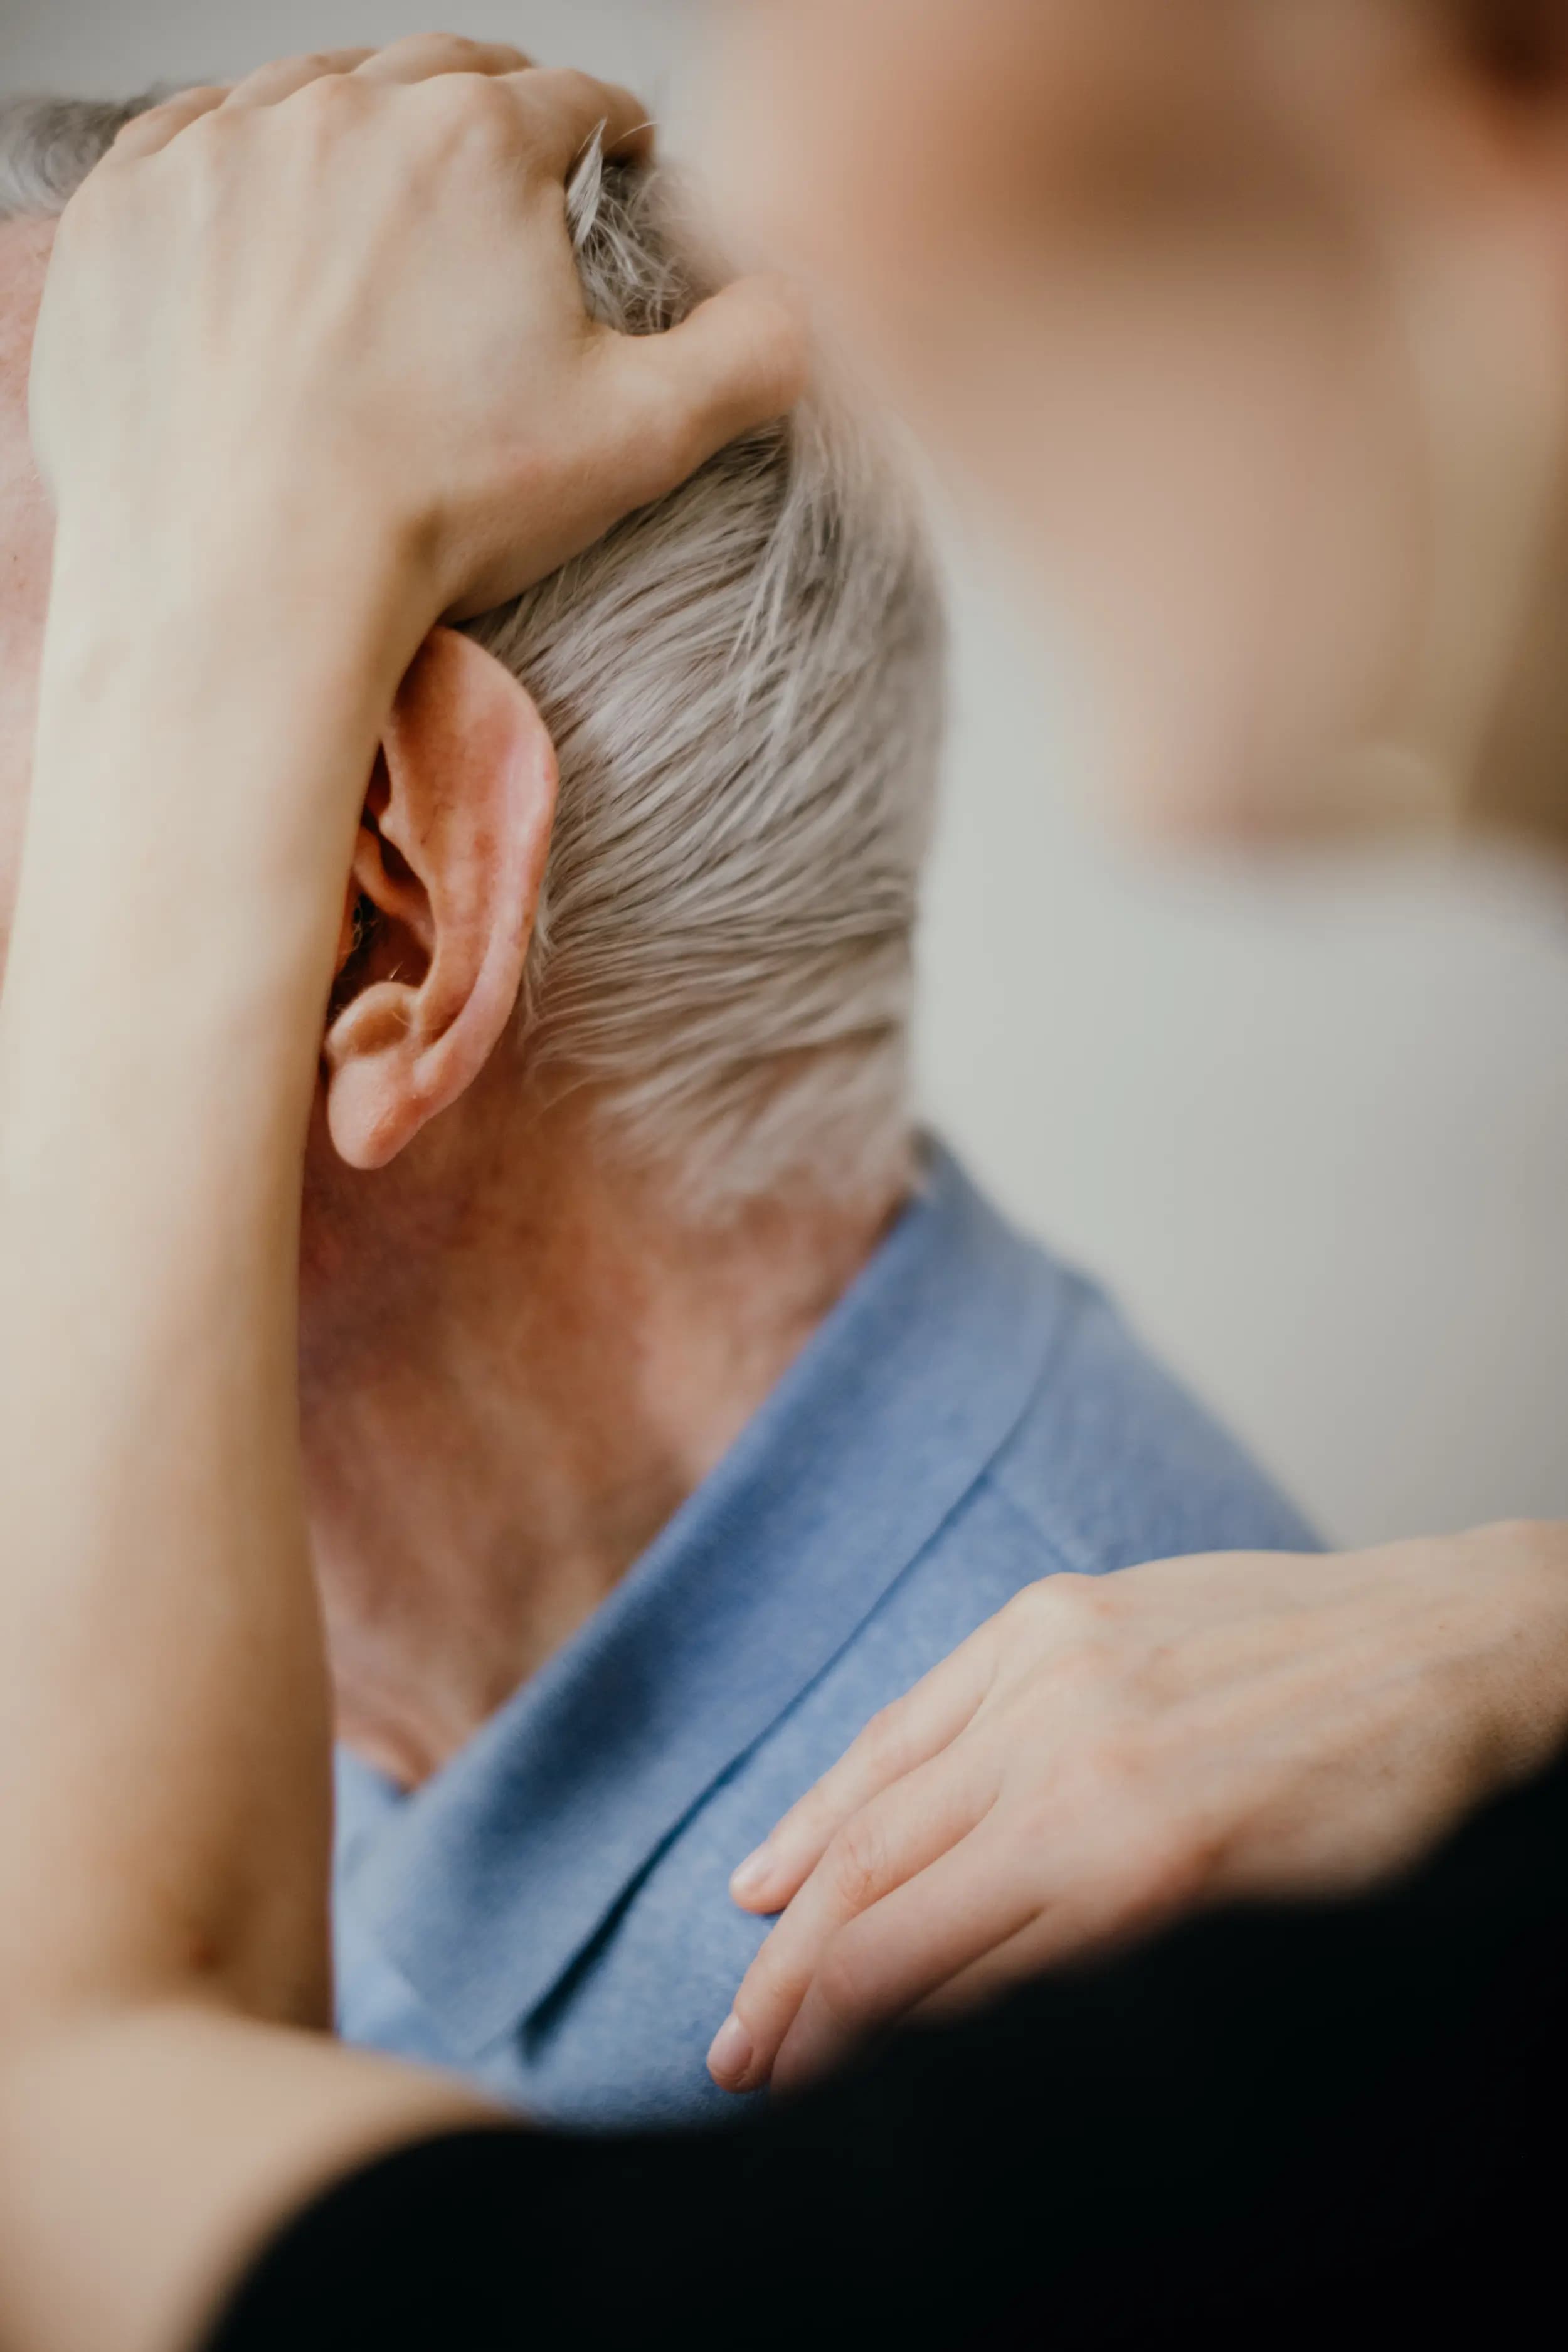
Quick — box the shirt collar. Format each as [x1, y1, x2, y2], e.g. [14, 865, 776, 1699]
[337, 1141, 1073, 2060]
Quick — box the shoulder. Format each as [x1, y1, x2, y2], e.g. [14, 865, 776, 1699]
[896, 1143, 1318, 1581]
[982, 1258, 1320, 1574]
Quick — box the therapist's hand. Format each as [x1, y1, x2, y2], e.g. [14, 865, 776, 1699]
[31, 38, 804, 627]
[709, 1522, 1568, 2095]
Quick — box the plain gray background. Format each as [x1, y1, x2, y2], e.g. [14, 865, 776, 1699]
[8, 0, 1568, 1547]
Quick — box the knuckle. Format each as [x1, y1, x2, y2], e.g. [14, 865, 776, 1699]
[159, 84, 225, 118]
[414, 34, 522, 77]
[386, 31, 477, 60]
[424, 72, 513, 144]
[828, 1816, 889, 1913]
[1007, 1574, 1123, 1685]
[1042, 1570, 1116, 1623]
[304, 68, 363, 105]
[531, 65, 600, 111]
[857, 1701, 908, 1772]
[517, 66, 612, 154]
[733, 1960, 785, 2032]
[109, 110, 157, 153]
[293, 71, 366, 128]
[729, 1971, 766, 2028]
[737, 1934, 805, 2023]
[468, 74, 520, 125]
[1008, 1574, 1083, 1634]
[174, 110, 239, 190]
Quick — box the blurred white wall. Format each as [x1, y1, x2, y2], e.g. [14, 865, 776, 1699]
[9, 0, 1568, 1545]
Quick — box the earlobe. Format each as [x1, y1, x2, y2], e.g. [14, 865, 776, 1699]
[323, 627, 558, 1172]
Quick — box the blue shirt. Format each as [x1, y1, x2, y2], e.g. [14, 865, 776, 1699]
[332, 1143, 1316, 2129]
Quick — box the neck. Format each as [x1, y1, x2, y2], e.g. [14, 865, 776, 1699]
[299, 1089, 899, 1787]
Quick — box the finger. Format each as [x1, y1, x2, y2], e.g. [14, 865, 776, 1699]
[614, 279, 812, 500]
[908, 1837, 1199, 2026]
[501, 67, 657, 176]
[727, 1609, 998, 1913]
[911, 1910, 1113, 2028]
[709, 1754, 996, 2093]
[352, 36, 535, 86]
[220, 51, 376, 107]
[778, 1813, 1224, 2090]
[107, 87, 230, 161]
[769, 1831, 1049, 2094]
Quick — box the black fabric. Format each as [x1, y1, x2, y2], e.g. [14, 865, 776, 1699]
[206, 1750, 1568, 2351]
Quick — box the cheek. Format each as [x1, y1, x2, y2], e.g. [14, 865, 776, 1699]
[978, 250, 1421, 840]
[723, 0, 1417, 835]
[723, 0, 1448, 841]
[720, 0, 1241, 265]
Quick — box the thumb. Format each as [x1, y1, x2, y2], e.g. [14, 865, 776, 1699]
[623, 273, 812, 490]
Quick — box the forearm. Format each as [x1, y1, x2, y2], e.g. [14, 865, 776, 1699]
[0, 528, 421, 2026]
[0, 515, 507, 2352]
[0, 48, 804, 2349]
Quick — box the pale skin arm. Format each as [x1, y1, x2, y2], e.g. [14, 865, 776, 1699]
[0, 43, 803, 2352]
[710, 1522, 1568, 2095]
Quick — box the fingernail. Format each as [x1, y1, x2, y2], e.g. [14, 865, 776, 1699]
[706, 2012, 754, 2089]
[729, 1844, 774, 1903]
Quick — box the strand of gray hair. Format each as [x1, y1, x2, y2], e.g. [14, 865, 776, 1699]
[0, 93, 945, 1217]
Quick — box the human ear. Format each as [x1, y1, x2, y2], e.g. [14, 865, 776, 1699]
[322, 627, 557, 1172]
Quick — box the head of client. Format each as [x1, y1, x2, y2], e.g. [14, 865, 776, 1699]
[0, 88, 1314, 2130]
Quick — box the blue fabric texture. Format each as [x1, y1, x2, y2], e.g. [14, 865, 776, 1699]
[333, 1143, 1317, 2129]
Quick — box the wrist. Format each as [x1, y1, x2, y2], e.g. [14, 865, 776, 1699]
[48, 490, 434, 719]
[3, 516, 431, 1158]
[35, 501, 430, 901]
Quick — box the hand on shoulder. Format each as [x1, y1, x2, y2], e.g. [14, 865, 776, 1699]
[709, 1521, 1568, 2093]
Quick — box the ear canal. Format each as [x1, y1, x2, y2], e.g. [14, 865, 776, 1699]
[322, 628, 559, 1172]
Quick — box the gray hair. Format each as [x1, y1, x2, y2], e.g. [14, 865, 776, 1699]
[1, 92, 945, 1214]
[0, 95, 164, 220]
